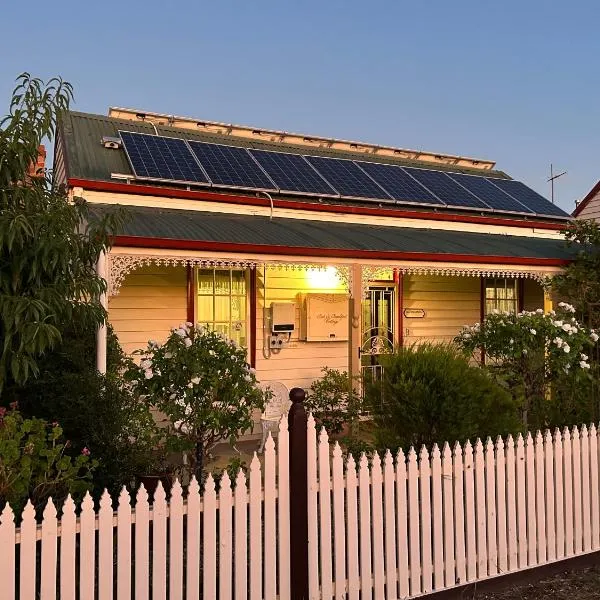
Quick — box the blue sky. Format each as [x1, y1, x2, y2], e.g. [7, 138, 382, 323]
[1, 0, 597, 213]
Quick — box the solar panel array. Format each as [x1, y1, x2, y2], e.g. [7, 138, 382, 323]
[119, 130, 570, 219]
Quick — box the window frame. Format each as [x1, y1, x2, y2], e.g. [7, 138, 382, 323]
[483, 277, 521, 316]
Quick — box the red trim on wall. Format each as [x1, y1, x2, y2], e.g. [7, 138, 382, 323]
[394, 270, 404, 348]
[572, 179, 600, 217]
[249, 268, 257, 368]
[70, 177, 568, 231]
[186, 265, 195, 324]
[113, 234, 571, 267]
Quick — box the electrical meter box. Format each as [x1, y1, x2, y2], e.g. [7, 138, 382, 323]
[270, 302, 296, 333]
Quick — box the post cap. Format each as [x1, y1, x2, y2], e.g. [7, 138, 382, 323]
[289, 387, 306, 403]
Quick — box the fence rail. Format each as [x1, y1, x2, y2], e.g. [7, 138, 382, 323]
[2, 408, 600, 599]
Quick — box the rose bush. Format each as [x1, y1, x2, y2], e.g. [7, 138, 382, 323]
[455, 303, 599, 429]
[126, 323, 268, 479]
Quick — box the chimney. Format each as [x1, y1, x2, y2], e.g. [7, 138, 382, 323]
[27, 145, 46, 178]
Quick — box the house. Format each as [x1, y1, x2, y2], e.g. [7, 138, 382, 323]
[573, 180, 600, 220]
[54, 108, 573, 395]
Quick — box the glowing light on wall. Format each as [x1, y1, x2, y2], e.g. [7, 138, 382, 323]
[307, 266, 341, 289]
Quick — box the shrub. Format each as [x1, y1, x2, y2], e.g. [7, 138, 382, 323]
[0, 406, 96, 515]
[126, 323, 269, 479]
[365, 343, 520, 451]
[455, 303, 599, 429]
[306, 368, 360, 435]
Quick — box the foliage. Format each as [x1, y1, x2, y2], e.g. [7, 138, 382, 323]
[7, 324, 159, 498]
[553, 219, 600, 329]
[0, 405, 96, 515]
[305, 367, 360, 434]
[0, 73, 122, 392]
[365, 343, 520, 451]
[125, 323, 269, 479]
[455, 304, 598, 429]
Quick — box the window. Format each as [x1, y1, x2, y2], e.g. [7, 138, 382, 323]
[196, 268, 248, 347]
[485, 278, 518, 315]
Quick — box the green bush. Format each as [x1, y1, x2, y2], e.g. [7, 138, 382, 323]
[306, 368, 360, 435]
[0, 406, 96, 516]
[365, 343, 521, 451]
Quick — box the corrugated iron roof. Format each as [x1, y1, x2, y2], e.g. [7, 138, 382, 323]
[91, 203, 574, 261]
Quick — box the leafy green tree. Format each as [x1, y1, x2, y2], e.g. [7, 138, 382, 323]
[0, 73, 120, 391]
[553, 219, 600, 329]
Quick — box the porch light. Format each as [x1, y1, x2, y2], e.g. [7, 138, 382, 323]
[307, 266, 340, 290]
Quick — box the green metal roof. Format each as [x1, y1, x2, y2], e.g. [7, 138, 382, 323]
[91, 203, 574, 261]
[59, 110, 511, 185]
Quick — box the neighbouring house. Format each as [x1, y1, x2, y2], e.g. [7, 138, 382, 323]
[573, 180, 600, 221]
[54, 108, 573, 401]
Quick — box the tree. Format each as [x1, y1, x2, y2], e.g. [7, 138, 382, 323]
[553, 219, 600, 329]
[0, 73, 120, 391]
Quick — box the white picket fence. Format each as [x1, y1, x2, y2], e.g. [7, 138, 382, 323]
[308, 418, 600, 599]
[0, 418, 290, 600]
[3, 417, 600, 599]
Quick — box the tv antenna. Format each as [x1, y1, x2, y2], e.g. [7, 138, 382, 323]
[547, 163, 567, 204]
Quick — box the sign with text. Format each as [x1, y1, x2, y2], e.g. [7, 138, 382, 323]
[303, 294, 349, 341]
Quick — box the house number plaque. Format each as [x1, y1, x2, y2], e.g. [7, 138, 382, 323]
[403, 308, 426, 318]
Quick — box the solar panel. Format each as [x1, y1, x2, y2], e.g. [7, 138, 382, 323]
[305, 155, 392, 201]
[250, 149, 338, 196]
[487, 178, 570, 217]
[356, 161, 446, 206]
[188, 141, 276, 191]
[120, 131, 209, 184]
[447, 173, 534, 214]
[403, 167, 490, 209]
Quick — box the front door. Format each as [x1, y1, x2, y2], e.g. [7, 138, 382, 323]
[360, 286, 395, 388]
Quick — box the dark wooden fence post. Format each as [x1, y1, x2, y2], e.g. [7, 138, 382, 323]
[288, 387, 309, 600]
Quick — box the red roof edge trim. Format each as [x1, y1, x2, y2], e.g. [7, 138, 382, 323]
[69, 177, 567, 232]
[573, 180, 600, 217]
[113, 235, 571, 267]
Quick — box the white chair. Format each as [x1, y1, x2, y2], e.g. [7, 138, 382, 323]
[258, 381, 290, 453]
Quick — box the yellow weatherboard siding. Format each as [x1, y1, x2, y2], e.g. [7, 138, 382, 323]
[108, 264, 187, 355]
[256, 267, 348, 390]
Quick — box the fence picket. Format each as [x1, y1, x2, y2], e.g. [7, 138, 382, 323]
[407, 447, 421, 595]
[563, 427, 574, 557]
[515, 434, 527, 569]
[371, 452, 386, 600]
[464, 440, 477, 582]
[572, 426, 583, 555]
[485, 438, 497, 577]
[535, 432, 546, 564]
[431, 445, 444, 590]
[346, 454, 360, 600]
[474, 439, 487, 578]
[277, 416, 291, 600]
[383, 450, 398, 600]
[544, 431, 556, 562]
[495, 437, 507, 575]
[186, 478, 201, 600]
[116, 489, 132, 600]
[396, 449, 410, 598]
[554, 430, 565, 560]
[169, 480, 184, 600]
[453, 442, 466, 586]
[152, 483, 168, 600]
[234, 470, 248, 600]
[419, 446, 433, 593]
[318, 429, 333, 600]
[80, 492, 96, 600]
[204, 474, 218, 600]
[581, 425, 592, 552]
[505, 436, 517, 572]
[60, 495, 77, 600]
[332, 443, 347, 600]
[40, 499, 58, 600]
[264, 435, 277, 600]
[135, 485, 150, 600]
[527, 433, 539, 565]
[19, 501, 37, 600]
[0, 503, 15, 600]
[590, 424, 600, 550]
[249, 455, 262, 600]
[359, 453, 373, 600]
[219, 472, 234, 600]
[441, 444, 454, 589]
[307, 415, 319, 600]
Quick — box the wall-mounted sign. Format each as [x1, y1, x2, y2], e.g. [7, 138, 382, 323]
[302, 294, 349, 341]
[404, 308, 426, 319]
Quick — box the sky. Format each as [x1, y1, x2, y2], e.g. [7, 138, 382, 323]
[1, 0, 598, 214]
